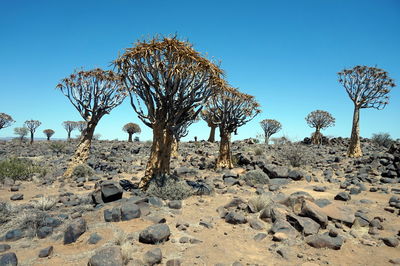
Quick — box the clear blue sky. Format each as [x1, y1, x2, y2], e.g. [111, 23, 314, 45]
[0, 0, 399, 141]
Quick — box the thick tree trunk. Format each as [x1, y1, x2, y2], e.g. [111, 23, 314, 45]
[128, 133, 133, 142]
[67, 131, 71, 141]
[63, 121, 97, 177]
[30, 132, 34, 144]
[208, 126, 216, 142]
[216, 130, 233, 168]
[140, 124, 173, 188]
[265, 134, 270, 145]
[311, 128, 322, 145]
[171, 137, 179, 158]
[348, 106, 362, 157]
[47, 136, 50, 141]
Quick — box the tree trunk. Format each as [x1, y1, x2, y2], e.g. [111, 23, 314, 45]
[208, 126, 216, 142]
[216, 130, 233, 168]
[140, 124, 173, 188]
[348, 106, 362, 157]
[311, 128, 322, 145]
[30, 132, 34, 144]
[265, 134, 270, 145]
[63, 121, 97, 177]
[67, 131, 71, 141]
[47, 136, 50, 141]
[171, 137, 179, 158]
[128, 133, 133, 142]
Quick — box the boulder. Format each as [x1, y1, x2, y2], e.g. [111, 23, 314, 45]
[38, 246, 53, 258]
[101, 181, 123, 203]
[0, 252, 17, 266]
[321, 203, 355, 225]
[121, 203, 141, 221]
[88, 246, 123, 266]
[139, 224, 170, 244]
[64, 218, 86, 244]
[306, 233, 343, 250]
[225, 211, 247, 224]
[143, 248, 162, 265]
[300, 200, 328, 228]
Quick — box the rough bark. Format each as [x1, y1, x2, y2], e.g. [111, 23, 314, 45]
[67, 131, 71, 141]
[128, 133, 133, 142]
[140, 124, 173, 188]
[30, 132, 34, 144]
[64, 121, 97, 177]
[47, 136, 50, 141]
[311, 128, 323, 145]
[216, 131, 233, 168]
[171, 137, 179, 158]
[348, 106, 362, 157]
[208, 126, 216, 142]
[265, 136, 270, 145]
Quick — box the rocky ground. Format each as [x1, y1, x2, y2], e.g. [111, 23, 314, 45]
[0, 138, 399, 266]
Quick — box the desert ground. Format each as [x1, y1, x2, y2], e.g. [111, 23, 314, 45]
[0, 138, 399, 266]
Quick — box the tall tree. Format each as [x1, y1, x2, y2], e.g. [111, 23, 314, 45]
[260, 119, 282, 145]
[114, 36, 225, 188]
[122, 123, 141, 142]
[338, 66, 396, 157]
[305, 110, 335, 145]
[43, 129, 55, 141]
[57, 68, 127, 177]
[0, 113, 15, 130]
[206, 88, 260, 168]
[24, 120, 41, 144]
[62, 121, 78, 141]
[201, 108, 218, 142]
[14, 127, 28, 142]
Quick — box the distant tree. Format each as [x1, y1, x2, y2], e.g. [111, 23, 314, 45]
[56, 68, 127, 177]
[0, 113, 15, 130]
[76, 121, 87, 134]
[206, 88, 260, 168]
[305, 110, 335, 145]
[62, 121, 78, 141]
[43, 129, 55, 141]
[134, 136, 140, 142]
[24, 119, 41, 144]
[122, 123, 141, 142]
[171, 109, 199, 157]
[201, 108, 218, 142]
[14, 127, 28, 141]
[93, 134, 101, 140]
[338, 66, 396, 157]
[114, 36, 225, 188]
[260, 119, 282, 145]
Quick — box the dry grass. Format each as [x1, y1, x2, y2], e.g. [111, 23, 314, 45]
[121, 241, 136, 264]
[33, 196, 57, 211]
[248, 194, 272, 212]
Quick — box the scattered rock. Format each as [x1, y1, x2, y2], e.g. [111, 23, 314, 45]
[306, 233, 343, 250]
[382, 237, 399, 247]
[64, 218, 86, 245]
[0, 244, 10, 253]
[0, 252, 18, 266]
[88, 246, 123, 266]
[139, 224, 171, 244]
[38, 246, 53, 258]
[334, 192, 351, 201]
[88, 233, 102, 244]
[225, 211, 247, 224]
[143, 248, 162, 266]
[10, 194, 23, 201]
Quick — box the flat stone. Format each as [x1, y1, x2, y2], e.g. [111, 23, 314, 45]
[38, 246, 53, 258]
[300, 200, 328, 228]
[248, 219, 264, 230]
[225, 211, 247, 224]
[254, 233, 267, 242]
[321, 203, 355, 225]
[334, 192, 351, 201]
[10, 194, 23, 201]
[143, 248, 162, 266]
[88, 246, 123, 266]
[5, 229, 23, 241]
[306, 233, 343, 250]
[121, 203, 141, 221]
[382, 237, 399, 247]
[88, 233, 102, 244]
[63, 218, 86, 244]
[0, 252, 18, 266]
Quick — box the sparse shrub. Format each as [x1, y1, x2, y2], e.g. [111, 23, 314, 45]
[271, 136, 291, 145]
[254, 147, 263, 156]
[17, 210, 48, 238]
[72, 164, 94, 178]
[121, 242, 136, 264]
[248, 194, 272, 212]
[0, 201, 13, 224]
[280, 144, 310, 167]
[371, 132, 393, 148]
[146, 174, 193, 200]
[0, 157, 42, 181]
[49, 141, 66, 155]
[33, 196, 57, 211]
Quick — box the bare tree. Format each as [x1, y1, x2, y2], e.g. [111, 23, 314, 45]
[14, 127, 28, 142]
[0, 113, 15, 130]
[171, 109, 199, 157]
[114, 36, 225, 188]
[206, 89, 260, 168]
[43, 129, 55, 141]
[62, 121, 78, 141]
[305, 110, 335, 145]
[338, 65, 396, 157]
[24, 120, 41, 144]
[260, 119, 282, 145]
[76, 121, 87, 134]
[201, 108, 218, 142]
[56, 68, 127, 177]
[122, 123, 141, 142]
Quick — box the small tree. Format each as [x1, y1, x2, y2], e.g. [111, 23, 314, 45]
[14, 127, 28, 142]
[260, 119, 282, 145]
[122, 123, 141, 142]
[24, 120, 41, 144]
[43, 129, 55, 141]
[338, 66, 396, 157]
[206, 89, 260, 168]
[62, 121, 77, 141]
[0, 113, 15, 130]
[56, 68, 127, 177]
[201, 108, 218, 142]
[305, 110, 335, 145]
[114, 36, 225, 188]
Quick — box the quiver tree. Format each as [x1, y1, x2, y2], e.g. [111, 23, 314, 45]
[338, 66, 396, 157]
[62, 121, 77, 141]
[123, 122, 141, 142]
[43, 129, 55, 140]
[201, 108, 218, 142]
[171, 109, 199, 157]
[206, 88, 260, 168]
[0, 113, 15, 130]
[114, 36, 225, 188]
[56, 68, 127, 177]
[305, 110, 335, 145]
[14, 127, 28, 141]
[76, 121, 87, 136]
[24, 120, 41, 144]
[260, 119, 282, 145]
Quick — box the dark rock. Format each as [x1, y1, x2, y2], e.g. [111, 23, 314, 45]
[121, 203, 141, 221]
[38, 246, 53, 258]
[382, 237, 399, 247]
[10, 194, 23, 201]
[168, 200, 182, 209]
[0, 244, 10, 253]
[286, 214, 320, 236]
[88, 246, 123, 266]
[287, 170, 304, 181]
[313, 186, 326, 192]
[139, 224, 170, 244]
[300, 200, 328, 228]
[143, 248, 162, 265]
[0, 252, 17, 266]
[224, 198, 246, 209]
[314, 198, 331, 208]
[263, 164, 289, 179]
[254, 233, 267, 242]
[5, 229, 23, 241]
[101, 181, 123, 203]
[63, 218, 86, 244]
[225, 211, 247, 224]
[37, 226, 53, 239]
[148, 197, 163, 207]
[270, 219, 298, 239]
[306, 233, 343, 250]
[349, 187, 361, 195]
[88, 233, 102, 244]
[334, 192, 351, 201]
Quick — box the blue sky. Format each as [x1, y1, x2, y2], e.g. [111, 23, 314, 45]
[0, 0, 399, 141]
